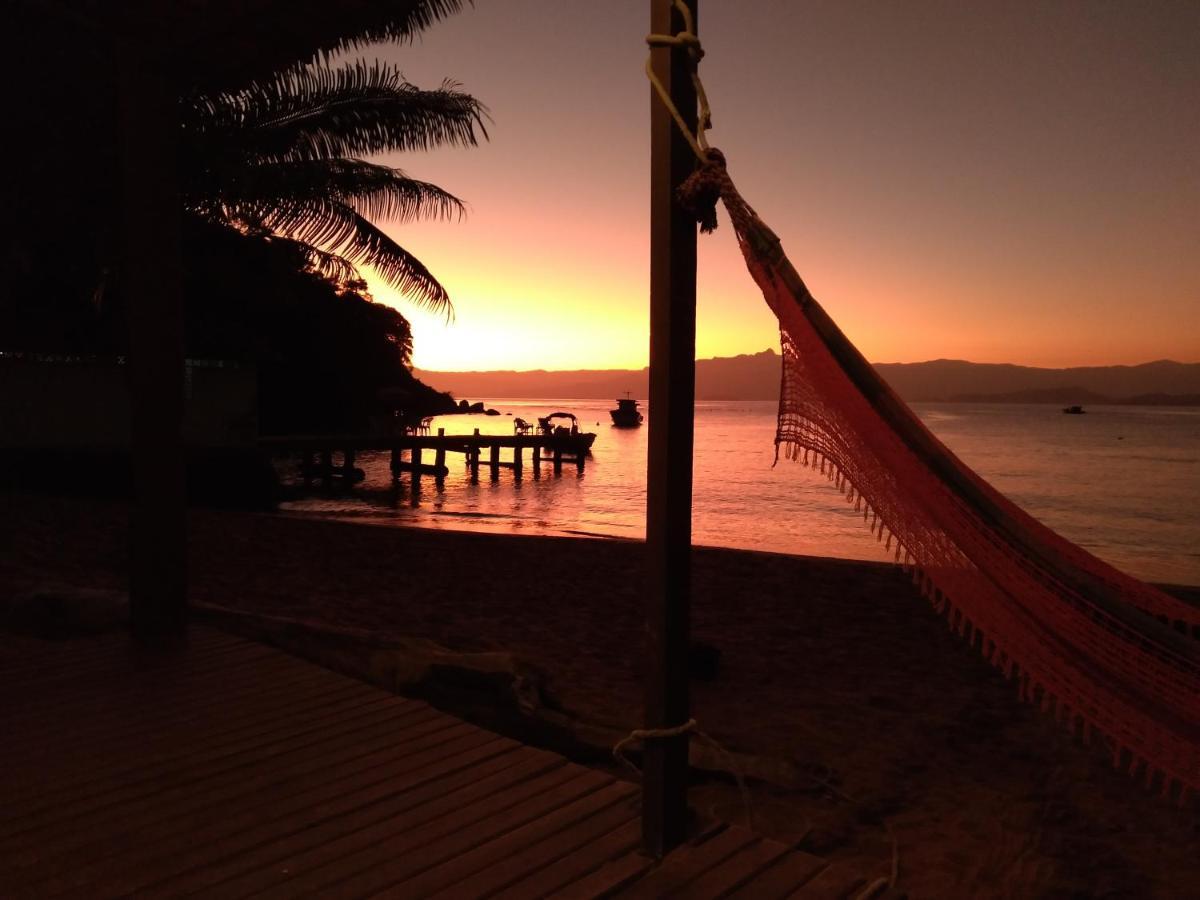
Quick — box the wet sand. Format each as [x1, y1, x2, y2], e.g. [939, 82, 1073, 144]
[3, 493, 1197, 898]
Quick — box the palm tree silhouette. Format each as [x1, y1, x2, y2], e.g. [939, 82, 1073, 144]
[181, 60, 487, 315]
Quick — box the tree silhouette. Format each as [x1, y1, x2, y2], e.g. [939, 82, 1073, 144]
[182, 61, 487, 315]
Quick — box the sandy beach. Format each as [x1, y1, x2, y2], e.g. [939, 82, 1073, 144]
[3, 492, 1197, 898]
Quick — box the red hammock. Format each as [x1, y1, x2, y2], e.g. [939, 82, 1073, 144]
[681, 152, 1200, 803]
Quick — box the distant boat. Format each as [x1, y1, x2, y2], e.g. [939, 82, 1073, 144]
[1062, 405, 1086, 415]
[610, 395, 644, 427]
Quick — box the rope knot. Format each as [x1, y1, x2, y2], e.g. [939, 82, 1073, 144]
[677, 148, 728, 233]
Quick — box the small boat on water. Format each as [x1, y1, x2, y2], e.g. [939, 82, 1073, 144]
[536, 412, 597, 452]
[610, 395, 644, 427]
[1062, 405, 1086, 415]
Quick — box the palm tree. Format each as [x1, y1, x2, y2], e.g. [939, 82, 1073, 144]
[180, 60, 488, 315]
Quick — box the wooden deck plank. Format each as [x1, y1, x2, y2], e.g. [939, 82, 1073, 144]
[29, 734, 523, 898]
[192, 749, 574, 899]
[725, 847, 829, 899]
[402, 782, 639, 898]
[553, 848, 658, 900]
[613, 825, 761, 898]
[3, 674, 374, 796]
[1, 696, 433, 854]
[9, 713, 472, 883]
[673, 835, 795, 899]
[788, 860, 869, 899]
[247, 763, 604, 899]
[3, 685, 419, 821]
[489, 818, 644, 900]
[135, 737, 533, 898]
[0, 628, 853, 900]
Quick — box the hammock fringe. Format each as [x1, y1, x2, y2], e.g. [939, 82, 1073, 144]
[687, 146, 1200, 804]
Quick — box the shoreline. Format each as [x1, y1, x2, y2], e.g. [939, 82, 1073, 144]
[272, 506, 1200, 605]
[3, 493, 1198, 897]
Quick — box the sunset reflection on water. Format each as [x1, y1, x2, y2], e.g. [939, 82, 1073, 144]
[278, 399, 1200, 585]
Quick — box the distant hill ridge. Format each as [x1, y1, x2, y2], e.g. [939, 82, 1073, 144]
[416, 351, 1200, 405]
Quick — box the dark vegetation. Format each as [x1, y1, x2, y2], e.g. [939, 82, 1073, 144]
[4, 3, 485, 434]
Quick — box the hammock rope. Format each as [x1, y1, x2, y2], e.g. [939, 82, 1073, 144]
[647, 4, 1200, 804]
[645, 0, 713, 162]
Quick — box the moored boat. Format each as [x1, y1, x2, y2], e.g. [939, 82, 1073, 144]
[537, 412, 597, 452]
[610, 395, 644, 427]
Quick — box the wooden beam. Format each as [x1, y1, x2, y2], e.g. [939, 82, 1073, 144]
[118, 53, 187, 641]
[643, 0, 698, 858]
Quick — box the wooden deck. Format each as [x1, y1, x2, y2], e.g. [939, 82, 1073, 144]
[0, 627, 883, 898]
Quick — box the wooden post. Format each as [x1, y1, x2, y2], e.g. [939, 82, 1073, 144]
[342, 448, 356, 481]
[412, 446, 423, 492]
[119, 55, 187, 641]
[470, 429, 481, 482]
[643, 0, 699, 858]
[489, 444, 500, 480]
[513, 446, 523, 478]
[553, 447, 563, 474]
[576, 453, 585, 474]
[435, 430, 446, 490]
[533, 443, 542, 478]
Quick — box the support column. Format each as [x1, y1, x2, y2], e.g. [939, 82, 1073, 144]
[119, 54, 187, 641]
[643, 0, 699, 858]
[435, 429, 446, 490]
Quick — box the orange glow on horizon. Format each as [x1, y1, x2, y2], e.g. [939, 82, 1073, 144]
[359, 3, 1199, 373]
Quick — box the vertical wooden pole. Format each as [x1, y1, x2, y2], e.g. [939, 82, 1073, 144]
[644, 0, 698, 857]
[513, 446, 523, 478]
[412, 446, 423, 491]
[470, 429, 481, 482]
[119, 54, 187, 641]
[435, 429, 446, 489]
[533, 443, 541, 478]
[553, 447, 563, 474]
[489, 444, 500, 480]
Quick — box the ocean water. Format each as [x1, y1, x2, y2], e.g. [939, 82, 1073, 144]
[277, 400, 1200, 586]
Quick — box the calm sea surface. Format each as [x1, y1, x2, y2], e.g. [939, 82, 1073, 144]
[278, 400, 1200, 586]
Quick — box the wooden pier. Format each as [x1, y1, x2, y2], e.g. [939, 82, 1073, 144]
[0, 627, 890, 898]
[262, 427, 590, 491]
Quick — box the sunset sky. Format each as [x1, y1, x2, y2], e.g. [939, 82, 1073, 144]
[362, 1, 1198, 372]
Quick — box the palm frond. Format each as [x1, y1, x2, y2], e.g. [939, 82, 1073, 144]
[192, 159, 465, 226]
[317, 1, 471, 59]
[236, 197, 452, 314]
[187, 61, 489, 164]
